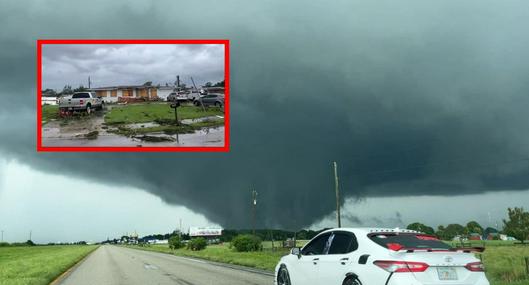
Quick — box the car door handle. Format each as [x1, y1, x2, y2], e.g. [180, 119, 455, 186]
[312, 258, 319, 265]
[340, 258, 349, 265]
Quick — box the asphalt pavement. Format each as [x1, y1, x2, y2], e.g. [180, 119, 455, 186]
[58, 245, 273, 285]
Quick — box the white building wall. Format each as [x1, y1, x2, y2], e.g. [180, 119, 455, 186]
[157, 88, 173, 101]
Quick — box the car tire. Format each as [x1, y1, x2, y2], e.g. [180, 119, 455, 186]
[277, 265, 291, 285]
[194, 101, 200, 106]
[215, 101, 222, 107]
[343, 276, 362, 285]
[86, 104, 91, 115]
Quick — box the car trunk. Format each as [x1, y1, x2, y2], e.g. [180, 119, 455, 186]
[392, 251, 481, 285]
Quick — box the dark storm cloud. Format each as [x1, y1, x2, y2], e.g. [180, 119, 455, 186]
[42, 44, 224, 89]
[2, 0, 529, 229]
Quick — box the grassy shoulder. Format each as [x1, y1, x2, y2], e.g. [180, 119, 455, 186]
[126, 243, 290, 271]
[104, 103, 223, 125]
[0, 245, 98, 285]
[41, 104, 59, 123]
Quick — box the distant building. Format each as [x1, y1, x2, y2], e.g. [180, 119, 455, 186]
[469, 233, 482, 241]
[89, 85, 159, 103]
[203, 86, 225, 95]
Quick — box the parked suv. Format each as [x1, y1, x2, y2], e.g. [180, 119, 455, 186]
[193, 93, 224, 107]
[275, 228, 489, 285]
[58, 92, 103, 114]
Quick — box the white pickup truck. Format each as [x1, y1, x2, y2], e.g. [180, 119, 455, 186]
[58, 92, 103, 114]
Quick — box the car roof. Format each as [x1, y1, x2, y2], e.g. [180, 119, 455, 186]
[318, 227, 422, 236]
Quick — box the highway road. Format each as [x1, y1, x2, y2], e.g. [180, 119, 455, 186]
[58, 245, 273, 285]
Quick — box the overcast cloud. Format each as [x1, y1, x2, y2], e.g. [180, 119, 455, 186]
[1, 0, 529, 241]
[42, 44, 224, 90]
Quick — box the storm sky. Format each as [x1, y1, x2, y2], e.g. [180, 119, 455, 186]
[2, 0, 529, 242]
[42, 44, 224, 90]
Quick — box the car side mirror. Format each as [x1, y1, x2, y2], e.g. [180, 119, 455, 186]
[291, 247, 301, 258]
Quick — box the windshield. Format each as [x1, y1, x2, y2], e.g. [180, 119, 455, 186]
[369, 233, 452, 250]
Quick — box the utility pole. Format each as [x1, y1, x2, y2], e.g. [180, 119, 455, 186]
[88, 76, 91, 89]
[29, 230, 32, 241]
[333, 162, 341, 228]
[251, 189, 258, 235]
[1, 230, 3, 242]
[190, 77, 206, 112]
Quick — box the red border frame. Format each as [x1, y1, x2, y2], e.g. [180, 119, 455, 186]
[36, 39, 230, 152]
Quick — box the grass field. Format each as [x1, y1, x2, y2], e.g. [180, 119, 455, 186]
[0, 245, 98, 285]
[41, 105, 59, 123]
[128, 241, 529, 285]
[104, 103, 224, 125]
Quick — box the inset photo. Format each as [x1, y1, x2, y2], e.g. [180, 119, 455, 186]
[37, 39, 229, 152]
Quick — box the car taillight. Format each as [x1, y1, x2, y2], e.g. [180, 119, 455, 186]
[373, 260, 429, 273]
[465, 261, 485, 272]
[80, 99, 84, 104]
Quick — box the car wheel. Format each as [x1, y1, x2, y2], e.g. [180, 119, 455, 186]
[194, 101, 200, 106]
[214, 101, 222, 107]
[86, 104, 91, 115]
[343, 276, 362, 285]
[277, 265, 291, 285]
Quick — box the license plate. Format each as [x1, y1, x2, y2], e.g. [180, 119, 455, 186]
[437, 267, 458, 280]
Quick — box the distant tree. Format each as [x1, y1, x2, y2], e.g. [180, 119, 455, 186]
[503, 207, 529, 243]
[61, 85, 73, 95]
[231, 235, 262, 252]
[406, 222, 435, 235]
[213, 80, 224, 87]
[26, 240, 35, 246]
[73, 85, 88, 92]
[444, 224, 466, 240]
[180, 83, 187, 89]
[204, 82, 213, 87]
[41, 88, 57, 96]
[143, 81, 153, 86]
[187, 237, 207, 251]
[466, 221, 484, 235]
[168, 235, 183, 250]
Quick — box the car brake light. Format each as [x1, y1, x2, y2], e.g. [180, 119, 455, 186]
[465, 261, 485, 272]
[387, 243, 403, 251]
[80, 99, 84, 104]
[374, 260, 429, 273]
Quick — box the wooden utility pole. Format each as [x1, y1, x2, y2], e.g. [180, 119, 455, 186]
[88, 76, 91, 89]
[333, 162, 341, 228]
[190, 77, 206, 112]
[251, 189, 258, 235]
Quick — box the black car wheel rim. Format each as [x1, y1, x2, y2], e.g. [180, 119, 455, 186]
[277, 268, 291, 285]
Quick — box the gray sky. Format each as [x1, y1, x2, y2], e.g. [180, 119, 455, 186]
[2, 0, 529, 242]
[42, 44, 224, 90]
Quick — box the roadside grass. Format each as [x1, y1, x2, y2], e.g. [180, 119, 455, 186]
[0, 245, 98, 285]
[127, 241, 529, 285]
[104, 103, 223, 125]
[41, 105, 59, 123]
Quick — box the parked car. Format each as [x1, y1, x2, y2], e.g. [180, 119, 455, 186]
[193, 93, 224, 107]
[167, 92, 188, 102]
[275, 228, 489, 285]
[58, 92, 103, 114]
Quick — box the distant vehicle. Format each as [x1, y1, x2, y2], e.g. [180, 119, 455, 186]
[167, 92, 188, 102]
[58, 92, 103, 114]
[188, 90, 202, 101]
[275, 228, 489, 285]
[193, 93, 224, 107]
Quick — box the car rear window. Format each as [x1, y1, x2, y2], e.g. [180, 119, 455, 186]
[72, 93, 90, 99]
[369, 233, 451, 250]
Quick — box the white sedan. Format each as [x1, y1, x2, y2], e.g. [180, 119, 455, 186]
[274, 228, 489, 285]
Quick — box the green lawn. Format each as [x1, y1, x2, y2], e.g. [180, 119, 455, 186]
[128, 241, 529, 285]
[0, 245, 98, 285]
[41, 105, 59, 123]
[104, 103, 223, 125]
